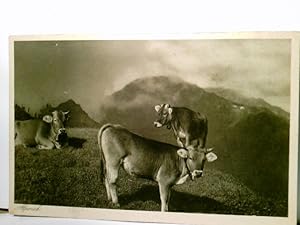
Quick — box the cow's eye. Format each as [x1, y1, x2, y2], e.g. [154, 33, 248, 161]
[54, 119, 57, 122]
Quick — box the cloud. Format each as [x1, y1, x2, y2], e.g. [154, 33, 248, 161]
[14, 39, 291, 115]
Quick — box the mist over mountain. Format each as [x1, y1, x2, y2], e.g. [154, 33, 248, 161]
[97, 76, 289, 199]
[205, 87, 289, 120]
[99, 76, 242, 139]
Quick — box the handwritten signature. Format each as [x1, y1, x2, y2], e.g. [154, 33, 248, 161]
[17, 205, 41, 212]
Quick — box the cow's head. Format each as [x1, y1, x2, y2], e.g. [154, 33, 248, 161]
[177, 146, 217, 180]
[43, 110, 69, 148]
[154, 104, 173, 129]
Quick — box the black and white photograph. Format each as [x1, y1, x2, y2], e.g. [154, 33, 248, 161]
[9, 34, 299, 225]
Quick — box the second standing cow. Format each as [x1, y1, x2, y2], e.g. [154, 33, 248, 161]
[154, 104, 208, 150]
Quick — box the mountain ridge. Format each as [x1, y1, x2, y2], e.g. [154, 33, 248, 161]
[15, 99, 100, 128]
[205, 87, 289, 120]
[15, 104, 33, 120]
[54, 99, 100, 128]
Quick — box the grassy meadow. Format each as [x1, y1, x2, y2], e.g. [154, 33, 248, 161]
[15, 128, 287, 216]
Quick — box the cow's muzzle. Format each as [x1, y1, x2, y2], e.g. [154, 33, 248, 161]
[55, 128, 67, 142]
[154, 121, 163, 128]
[58, 128, 66, 134]
[191, 170, 203, 180]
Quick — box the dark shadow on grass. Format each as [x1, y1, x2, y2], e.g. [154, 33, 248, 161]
[119, 184, 226, 213]
[68, 137, 86, 148]
[119, 184, 160, 206]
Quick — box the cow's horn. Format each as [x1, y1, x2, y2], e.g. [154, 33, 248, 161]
[63, 111, 70, 115]
[155, 105, 161, 112]
[206, 147, 214, 153]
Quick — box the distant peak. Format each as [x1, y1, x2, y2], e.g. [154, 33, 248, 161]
[64, 99, 77, 104]
[56, 99, 80, 109]
[130, 75, 183, 85]
[57, 99, 79, 107]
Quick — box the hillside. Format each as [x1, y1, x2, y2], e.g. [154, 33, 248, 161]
[97, 76, 289, 199]
[54, 99, 100, 128]
[205, 87, 289, 120]
[98, 76, 247, 142]
[15, 104, 33, 120]
[214, 111, 289, 198]
[15, 99, 100, 128]
[29, 99, 100, 128]
[15, 127, 287, 216]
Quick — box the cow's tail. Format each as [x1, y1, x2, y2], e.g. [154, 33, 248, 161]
[14, 121, 19, 140]
[97, 123, 113, 183]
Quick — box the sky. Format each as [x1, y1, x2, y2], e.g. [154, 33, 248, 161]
[14, 39, 291, 118]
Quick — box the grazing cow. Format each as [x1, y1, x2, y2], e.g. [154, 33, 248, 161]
[98, 124, 217, 212]
[154, 104, 208, 149]
[15, 110, 69, 149]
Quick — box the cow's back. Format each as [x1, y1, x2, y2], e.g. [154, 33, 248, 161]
[101, 125, 180, 180]
[15, 119, 50, 146]
[174, 107, 208, 142]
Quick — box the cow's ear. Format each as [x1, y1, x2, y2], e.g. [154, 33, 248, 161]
[206, 152, 217, 162]
[43, 115, 53, 123]
[63, 111, 70, 121]
[177, 149, 188, 158]
[154, 105, 161, 112]
[205, 147, 214, 153]
[168, 107, 173, 114]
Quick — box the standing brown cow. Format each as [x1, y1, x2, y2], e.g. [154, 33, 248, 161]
[98, 123, 217, 211]
[154, 104, 208, 150]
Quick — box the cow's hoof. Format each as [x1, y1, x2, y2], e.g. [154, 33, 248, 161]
[37, 145, 44, 149]
[112, 203, 120, 208]
[55, 144, 62, 149]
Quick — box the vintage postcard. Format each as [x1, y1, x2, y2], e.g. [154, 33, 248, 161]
[9, 33, 299, 225]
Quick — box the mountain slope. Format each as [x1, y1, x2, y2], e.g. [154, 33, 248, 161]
[15, 104, 33, 120]
[214, 110, 289, 198]
[97, 76, 289, 199]
[15, 127, 287, 216]
[205, 87, 289, 120]
[55, 99, 100, 128]
[98, 76, 249, 143]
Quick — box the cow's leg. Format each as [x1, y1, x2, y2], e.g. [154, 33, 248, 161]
[202, 131, 208, 148]
[158, 182, 171, 212]
[36, 137, 55, 149]
[37, 143, 55, 149]
[106, 165, 120, 206]
[176, 137, 184, 147]
[184, 135, 190, 148]
[105, 177, 111, 201]
[198, 139, 205, 148]
[200, 121, 208, 148]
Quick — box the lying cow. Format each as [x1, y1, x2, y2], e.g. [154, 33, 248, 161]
[154, 104, 208, 149]
[15, 110, 69, 149]
[98, 123, 217, 212]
